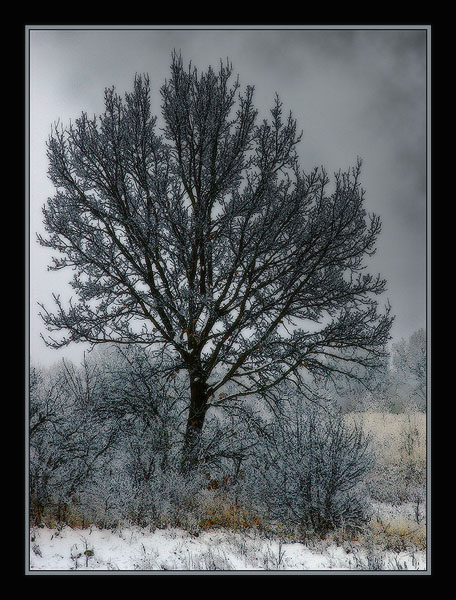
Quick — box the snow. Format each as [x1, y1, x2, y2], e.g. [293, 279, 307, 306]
[29, 525, 426, 572]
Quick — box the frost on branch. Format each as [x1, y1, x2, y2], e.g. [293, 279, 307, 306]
[38, 51, 393, 464]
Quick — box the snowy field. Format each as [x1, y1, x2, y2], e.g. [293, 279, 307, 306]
[29, 524, 426, 572]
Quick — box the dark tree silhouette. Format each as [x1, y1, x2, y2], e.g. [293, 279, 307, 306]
[38, 52, 393, 468]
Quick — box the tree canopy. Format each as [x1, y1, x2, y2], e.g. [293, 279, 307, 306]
[38, 52, 393, 462]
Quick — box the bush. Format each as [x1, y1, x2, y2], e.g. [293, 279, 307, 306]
[29, 360, 121, 524]
[30, 352, 375, 534]
[243, 396, 374, 533]
[29, 349, 206, 528]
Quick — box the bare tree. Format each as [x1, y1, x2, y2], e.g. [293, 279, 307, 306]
[390, 328, 427, 411]
[38, 52, 393, 467]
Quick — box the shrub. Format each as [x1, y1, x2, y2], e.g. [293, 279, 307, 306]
[244, 396, 374, 533]
[29, 349, 206, 529]
[30, 353, 375, 534]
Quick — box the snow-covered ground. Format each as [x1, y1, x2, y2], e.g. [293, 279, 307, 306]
[29, 525, 426, 572]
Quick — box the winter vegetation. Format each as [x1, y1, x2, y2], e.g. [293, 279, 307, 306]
[30, 53, 427, 572]
[29, 330, 427, 571]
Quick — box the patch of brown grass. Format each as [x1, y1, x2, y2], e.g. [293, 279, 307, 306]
[363, 517, 426, 552]
[29, 499, 94, 529]
[198, 498, 263, 532]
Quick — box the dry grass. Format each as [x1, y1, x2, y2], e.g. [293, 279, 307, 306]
[198, 501, 263, 532]
[365, 517, 426, 552]
[345, 411, 426, 466]
[30, 499, 98, 530]
[345, 410, 427, 517]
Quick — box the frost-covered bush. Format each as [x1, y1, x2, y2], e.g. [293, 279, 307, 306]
[85, 347, 207, 524]
[29, 359, 122, 524]
[30, 347, 209, 527]
[243, 395, 374, 533]
[30, 348, 377, 532]
[95, 398, 205, 525]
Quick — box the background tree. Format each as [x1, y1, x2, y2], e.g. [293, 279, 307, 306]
[38, 52, 393, 467]
[389, 328, 426, 412]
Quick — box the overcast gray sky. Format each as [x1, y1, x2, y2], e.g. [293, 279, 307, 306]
[29, 26, 428, 368]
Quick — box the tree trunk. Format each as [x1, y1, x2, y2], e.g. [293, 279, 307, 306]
[181, 375, 209, 472]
